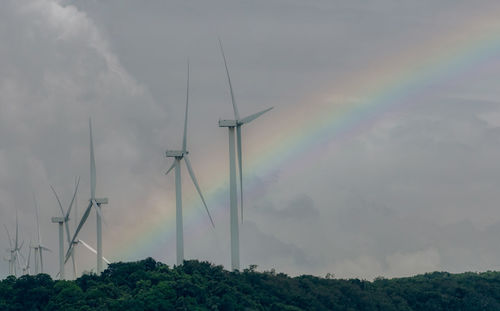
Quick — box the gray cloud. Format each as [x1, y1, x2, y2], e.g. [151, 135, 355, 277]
[2, 0, 500, 279]
[256, 194, 319, 220]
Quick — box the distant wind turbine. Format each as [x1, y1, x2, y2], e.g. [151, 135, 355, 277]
[218, 39, 273, 271]
[32, 197, 51, 274]
[4, 213, 26, 276]
[4, 225, 15, 275]
[66, 119, 108, 274]
[165, 62, 215, 265]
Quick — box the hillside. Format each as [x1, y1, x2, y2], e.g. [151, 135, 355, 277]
[1, 258, 500, 310]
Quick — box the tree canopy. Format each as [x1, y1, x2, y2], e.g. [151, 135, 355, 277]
[1, 258, 500, 310]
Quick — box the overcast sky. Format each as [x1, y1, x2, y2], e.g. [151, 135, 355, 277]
[2, 0, 500, 280]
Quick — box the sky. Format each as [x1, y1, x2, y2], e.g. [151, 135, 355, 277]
[2, 0, 500, 280]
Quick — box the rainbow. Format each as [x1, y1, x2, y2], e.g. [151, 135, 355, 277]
[111, 7, 500, 263]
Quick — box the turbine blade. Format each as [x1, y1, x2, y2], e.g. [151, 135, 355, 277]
[182, 61, 190, 152]
[165, 161, 176, 176]
[236, 126, 243, 223]
[79, 239, 111, 264]
[66, 176, 80, 220]
[63, 177, 81, 245]
[15, 211, 18, 249]
[18, 249, 26, 263]
[50, 185, 66, 218]
[218, 38, 239, 120]
[239, 107, 273, 125]
[64, 247, 74, 265]
[64, 221, 72, 245]
[50, 185, 72, 244]
[40, 246, 51, 252]
[64, 176, 80, 233]
[16, 251, 23, 269]
[74, 177, 79, 229]
[66, 201, 92, 261]
[71, 254, 76, 278]
[33, 196, 42, 245]
[4, 225, 12, 249]
[26, 245, 31, 267]
[79, 239, 96, 254]
[89, 118, 96, 199]
[184, 155, 215, 228]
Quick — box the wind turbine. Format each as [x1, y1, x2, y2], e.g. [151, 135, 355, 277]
[3, 256, 13, 276]
[32, 197, 51, 274]
[165, 63, 215, 265]
[5, 211, 24, 276]
[4, 225, 15, 275]
[6, 213, 25, 276]
[66, 118, 108, 274]
[50, 178, 79, 278]
[218, 40, 273, 270]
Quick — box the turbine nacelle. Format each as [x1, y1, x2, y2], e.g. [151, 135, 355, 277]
[165, 150, 188, 158]
[51, 217, 64, 224]
[91, 198, 108, 205]
[219, 107, 273, 128]
[219, 119, 238, 127]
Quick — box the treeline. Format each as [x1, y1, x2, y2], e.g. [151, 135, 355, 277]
[1, 258, 500, 310]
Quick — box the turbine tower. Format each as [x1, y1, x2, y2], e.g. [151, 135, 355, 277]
[50, 178, 80, 278]
[67, 119, 108, 274]
[165, 63, 215, 265]
[32, 197, 51, 274]
[51, 216, 65, 279]
[218, 40, 273, 270]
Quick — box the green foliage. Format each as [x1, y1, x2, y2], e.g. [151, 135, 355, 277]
[1, 258, 500, 310]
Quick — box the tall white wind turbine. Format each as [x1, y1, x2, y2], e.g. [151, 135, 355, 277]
[50, 178, 79, 278]
[32, 197, 51, 274]
[218, 40, 273, 271]
[165, 63, 215, 265]
[66, 119, 108, 274]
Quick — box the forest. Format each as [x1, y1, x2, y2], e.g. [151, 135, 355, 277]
[1, 258, 500, 310]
